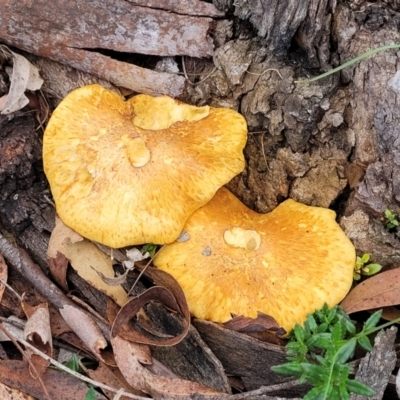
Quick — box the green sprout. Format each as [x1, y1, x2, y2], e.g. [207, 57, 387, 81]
[353, 253, 382, 281]
[384, 209, 399, 230]
[141, 243, 158, 257]
[272, 304, 400, 400]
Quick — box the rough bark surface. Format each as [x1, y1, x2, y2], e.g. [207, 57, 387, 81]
[351, 327, 397, 400]
[1, 0, 400, 398]
[0, 0, 225, 96]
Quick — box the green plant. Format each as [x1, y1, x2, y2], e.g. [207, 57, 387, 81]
[271, 304, 400, 400]
[385, 209, 399, 230]
[63, 354, 80, 372]
[141, 243, 158, 257]
[353, 253, 382, 281]
[297, 43, 400, 84]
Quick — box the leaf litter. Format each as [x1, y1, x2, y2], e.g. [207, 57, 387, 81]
[0, 45, 43, 114]
[3, 188, 400, 398]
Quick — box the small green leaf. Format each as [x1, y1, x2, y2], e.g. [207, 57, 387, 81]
[64, 354, 80, 372]
[271, 362, 303, 376]
[363, 310, 382, 332]
[84, 387, 97, 400]
[335, 339, 356, 364]
[306, 314, 318, 333]
[353, 271, 361, 280]
[362, 263, 382, 275]
[303, 386, 328, 400]
[361, 253, 370, 263]
[343, 317, 356, 336]
[307, 333, 332, 351]
[327, 307, 337, 323]
[331, 322, 344, 343]
[357, 335, 372, 352]
[293, 323, 305, 342]
[300, 363, 328, 385]
[346, 379, 376, 396]
[317, 322, 329, 333]
[338, 383, 350, 400]
[141, 243, 157, 257]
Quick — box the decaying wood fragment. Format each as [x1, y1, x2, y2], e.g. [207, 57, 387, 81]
[0, 0, 223, 96]
[194, 320, 309, 397]
[127, 0, 225, 17]
[350, 327, 397, 400]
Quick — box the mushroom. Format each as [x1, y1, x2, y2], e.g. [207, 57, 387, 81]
[153, 188, 355, 332]
[43, 85, 247, 248]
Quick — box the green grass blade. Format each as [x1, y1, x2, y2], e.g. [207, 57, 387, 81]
[296, 44, 400, 84]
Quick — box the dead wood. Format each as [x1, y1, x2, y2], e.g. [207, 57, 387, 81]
[127, 0, 225, 17]
[1, 0, 400, 398]
[0, 0, 225, 97]
[233, 0, 310, 54]
[351, 327, 397, 400]
[194, 320, 310, 397]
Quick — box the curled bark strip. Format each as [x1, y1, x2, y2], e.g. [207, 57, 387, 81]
[112, 285, 190, 346]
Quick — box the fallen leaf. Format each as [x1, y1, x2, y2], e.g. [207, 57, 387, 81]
[0, 254, 8, 305]
[0, 45, 43, 114]
[88, 362, 146, 399]
[341, 268, 400, 314]
[112, 335, 224, 398]
[22, 299, 52, 376]
[224, 312, 282, 333]
[48, 252, 69, 292]
[48, 218, 128, 306]
[0, 381, 34, 399]
[0, 316, 24, 342]
[0, 360, 91, 400]
[59, 304, 107, 361]
[112, 266, 190, 346]
[379, 306, 400, 321]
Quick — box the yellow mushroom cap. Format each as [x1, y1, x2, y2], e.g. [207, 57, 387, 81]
[153, 188, 355, 332]
[43, 85, 247, 248]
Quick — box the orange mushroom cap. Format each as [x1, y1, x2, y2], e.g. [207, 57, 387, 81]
[153, 188, 355, 332]
[43, 85, 247, 248]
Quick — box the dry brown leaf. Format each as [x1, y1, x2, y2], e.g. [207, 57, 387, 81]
[0, 360, 90, 400]
[0, 317, 24, 342]
[0, 254, 8, 305]
[341, 268, 400, 314]
[88, 362, 146, 399]
[59, 304, 107, 361]
[22, 300, 52, 377]
[48, 252, 69, 292]
[379, 306, 400, 321]
[223, 312, 286, 345]
[0, 381, 34, 399]
[112, 335, 225, 398]
[223, 312, 282, 333]
[0, 45, 43, 114]
[112, 266, 190, 346]
[48, 218, 128, 306]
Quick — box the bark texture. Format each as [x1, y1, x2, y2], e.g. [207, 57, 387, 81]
[0, 0, 225, 96]
[1, 0, 400, 398]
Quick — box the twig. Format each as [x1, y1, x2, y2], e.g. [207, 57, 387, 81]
[0, 276, 22, 301]
[0, 323, 51, 400]
[15, 337, 149, 400]
[128, 246, 164, 295]
[181, 56, 217, 86]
